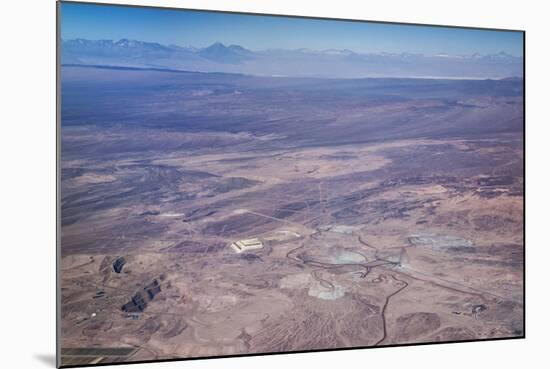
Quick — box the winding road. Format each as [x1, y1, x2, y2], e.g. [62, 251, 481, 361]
[374, 274, 409, 346]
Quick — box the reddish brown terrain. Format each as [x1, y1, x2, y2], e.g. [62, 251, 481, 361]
[60, 66, 523, 366]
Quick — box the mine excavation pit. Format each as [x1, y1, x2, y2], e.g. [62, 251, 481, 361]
[408, 234, 473, 248]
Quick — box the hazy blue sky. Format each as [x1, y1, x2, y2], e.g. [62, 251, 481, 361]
[60, 2, 523, 56]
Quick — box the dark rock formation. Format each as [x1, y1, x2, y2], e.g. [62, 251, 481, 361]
[121, 278, 163, 313]
[113, 257, 126, 273]
[144, 279, 161, 300]
[121, 292, 147, 313]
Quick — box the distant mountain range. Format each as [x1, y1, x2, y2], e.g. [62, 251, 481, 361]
[61, 38, 523, 79]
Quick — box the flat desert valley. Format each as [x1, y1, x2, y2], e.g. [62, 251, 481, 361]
[59, 66, 524, 365]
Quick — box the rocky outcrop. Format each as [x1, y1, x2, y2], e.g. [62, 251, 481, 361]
[144, 279, 161, 300]
[121, 292, 147, 313]
[121, 278, 162, 313]
[112, 257, 126, 273]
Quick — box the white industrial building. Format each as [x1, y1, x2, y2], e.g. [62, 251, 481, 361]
[230, 238, 264, 253]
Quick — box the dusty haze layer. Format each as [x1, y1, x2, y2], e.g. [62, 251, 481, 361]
[61, 39, 523, 79]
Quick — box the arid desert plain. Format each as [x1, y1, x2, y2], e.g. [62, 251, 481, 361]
[60, 65, 523, 365]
